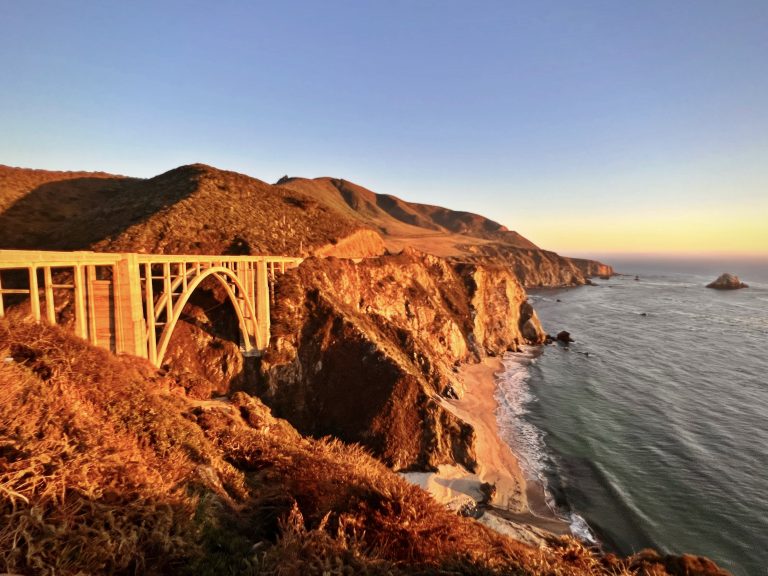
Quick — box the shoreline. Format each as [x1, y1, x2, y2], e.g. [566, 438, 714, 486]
[403, 355, 571, 541]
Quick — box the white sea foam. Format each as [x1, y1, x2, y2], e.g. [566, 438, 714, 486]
[494, 349, 547, 483]
[494, 349, 561, 515]
[569, 513, 598, 545]
[495, 348, 600, 544]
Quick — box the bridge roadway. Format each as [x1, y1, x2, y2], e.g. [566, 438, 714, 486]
[0, 250, 302, 366]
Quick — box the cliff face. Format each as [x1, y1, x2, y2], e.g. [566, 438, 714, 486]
[257, 249, 545, 471]
[460, 245, 612, 287]
[570, 257, 615, 279]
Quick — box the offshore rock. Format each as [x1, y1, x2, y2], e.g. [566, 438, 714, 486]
[556, 331, 573, 343]
[706, 273, 748, 290]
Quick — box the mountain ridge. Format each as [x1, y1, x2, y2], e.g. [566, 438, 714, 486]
[0, 163, 611, 284]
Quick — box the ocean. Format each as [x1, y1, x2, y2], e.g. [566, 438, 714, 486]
[496, 259, 768, 576]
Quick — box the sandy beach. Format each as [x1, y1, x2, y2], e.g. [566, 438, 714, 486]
[403, 356, 570, 540]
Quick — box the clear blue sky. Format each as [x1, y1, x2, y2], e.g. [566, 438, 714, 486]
[2, 1, 767, 255]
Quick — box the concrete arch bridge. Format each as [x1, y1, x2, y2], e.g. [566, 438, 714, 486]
[0, 250, 302, 366]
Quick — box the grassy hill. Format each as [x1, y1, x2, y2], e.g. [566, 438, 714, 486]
[0, 163, 545, 257]
[0, 164, 366, 256]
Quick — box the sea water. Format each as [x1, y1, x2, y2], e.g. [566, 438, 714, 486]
[495, 260, 768, 576]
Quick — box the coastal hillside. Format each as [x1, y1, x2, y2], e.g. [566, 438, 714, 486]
[276, 176, 540, 253]
[0, 163, 611, 284]
[0, 162, 610, 473]
[0, 317, 729, 576]
[258, 248, 547, 473]
[0, 164, 379, 257]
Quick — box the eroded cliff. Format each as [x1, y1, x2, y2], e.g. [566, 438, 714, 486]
[256, 248, 545, 471]
[460, 244, 614, 287]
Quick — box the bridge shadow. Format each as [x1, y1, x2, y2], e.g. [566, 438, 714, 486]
[0, 166, 203, 250]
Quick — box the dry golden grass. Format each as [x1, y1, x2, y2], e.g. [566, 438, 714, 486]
[0, 315, 247, 574]
[0, 164, 364, 255]
[0, 316, 730, 575]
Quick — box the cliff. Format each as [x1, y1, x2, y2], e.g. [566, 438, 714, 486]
[571, 257, 615, 279]
[257, 248, 546, 471]
[458, 244, 614, 287]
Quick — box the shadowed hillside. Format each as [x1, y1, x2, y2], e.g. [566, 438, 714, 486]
[0, 165, 137, 250]
[0, 164, 374, 256]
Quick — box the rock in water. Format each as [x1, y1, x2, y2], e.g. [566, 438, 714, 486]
[556, 330, 573, 343]
[519, 301, 545, 342]
[706, 273, 748, 290]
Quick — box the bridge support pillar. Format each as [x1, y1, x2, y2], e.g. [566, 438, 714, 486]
[114, 254, 147, 358]
[255, 260, 270, 349]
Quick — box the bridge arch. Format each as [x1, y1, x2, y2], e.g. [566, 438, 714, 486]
[154, 266, 261, 367]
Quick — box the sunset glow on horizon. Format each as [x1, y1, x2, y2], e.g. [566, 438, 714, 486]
[516, 208, 768, 258]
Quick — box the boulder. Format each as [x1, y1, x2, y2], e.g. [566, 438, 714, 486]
[519, 301, 546, 344]
[706, 273, 748, 290]
[556, 331, 573, 343]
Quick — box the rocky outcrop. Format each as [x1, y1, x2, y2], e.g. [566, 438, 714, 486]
[256, 248, 546, 471]
[706, 273, 748, 290]
[520, 300, 546, 342]
[556, 331, 573, 344]
[459, 245, 604, 287]
[455, 262, 547, 354]
[570, 258, 615, 279]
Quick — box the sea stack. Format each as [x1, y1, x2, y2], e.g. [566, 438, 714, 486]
[706, 273, 748, 290]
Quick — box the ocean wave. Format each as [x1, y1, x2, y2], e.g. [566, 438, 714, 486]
[570, 513, 598, 545]
[495, 349, 548, 483]
[524, 272, 768, 575]
[495, 349, 600, 542]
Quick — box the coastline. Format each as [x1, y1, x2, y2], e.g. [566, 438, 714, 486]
[403, 356, 570, 542]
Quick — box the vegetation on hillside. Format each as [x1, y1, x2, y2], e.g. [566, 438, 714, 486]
[0, 162, 611, 283]
[0, 317, 729, 575]
[0, 164, 363, 255]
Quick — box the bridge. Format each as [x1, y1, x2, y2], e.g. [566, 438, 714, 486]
[0, 250, 302, 366]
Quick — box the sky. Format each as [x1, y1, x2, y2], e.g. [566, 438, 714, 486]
[1, 0, 767, 258]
